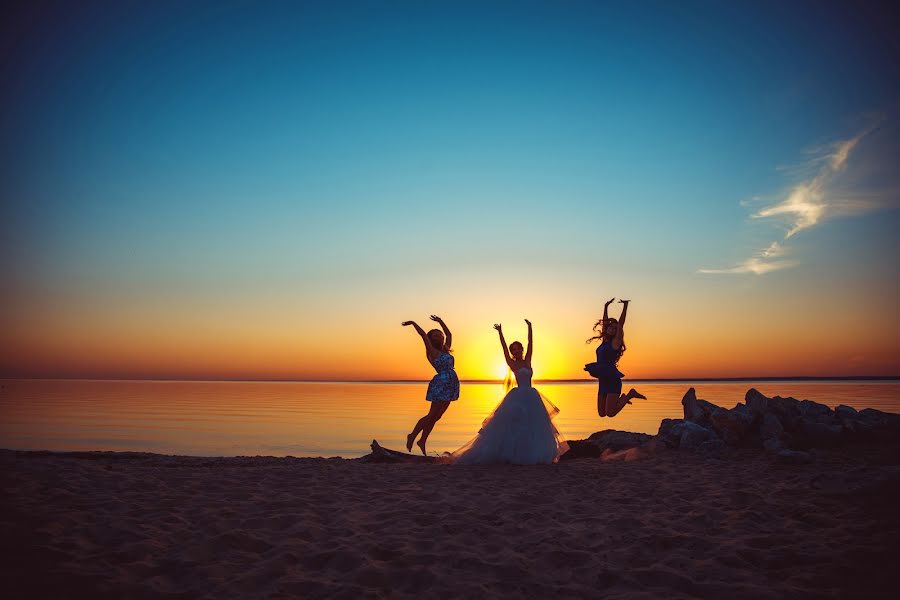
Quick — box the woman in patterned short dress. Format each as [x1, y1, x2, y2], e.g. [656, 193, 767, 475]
[402, 315, 460, 455]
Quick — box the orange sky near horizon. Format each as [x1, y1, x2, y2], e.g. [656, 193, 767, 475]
[4, 263, 899, 381]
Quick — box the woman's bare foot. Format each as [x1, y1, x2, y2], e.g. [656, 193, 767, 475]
[406, 433, 416, 452]
[627, 388, 647, 400]
[416, 439, 427, 456]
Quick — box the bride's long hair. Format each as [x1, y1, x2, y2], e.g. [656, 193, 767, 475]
[585, 318, 625, 363]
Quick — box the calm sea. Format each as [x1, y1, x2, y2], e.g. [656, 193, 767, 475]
[1, 379, 898, 459]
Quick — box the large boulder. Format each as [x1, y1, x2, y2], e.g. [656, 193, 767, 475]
[586, 430, 653, 449]
[795, 421, 843, 448]
[834, 405, 858, 419]
[681, 388, 718, 425]
[655, 418, 717, 451]
[745, 388, 769, 416]
[856, 408, 900, 438]
[679, 421, 716, 450]
[858, 408, 900, 428]
[799, 399, 833, 419]
[766, 394, 802, 420]
[709, 407, 755, 445]
[760, 412, 788, 452]
[656, 418, 684, 448]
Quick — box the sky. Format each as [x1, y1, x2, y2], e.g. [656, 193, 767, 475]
[2, 0, 899, 381]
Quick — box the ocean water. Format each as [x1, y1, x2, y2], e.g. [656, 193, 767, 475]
[1, 379, 898, 458]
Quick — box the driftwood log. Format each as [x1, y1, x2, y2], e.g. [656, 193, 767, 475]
[359, 440, 443, 463]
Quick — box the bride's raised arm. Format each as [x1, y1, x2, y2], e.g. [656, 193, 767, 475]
[494, 323, 512, 367]
[524, 319, 533, 364]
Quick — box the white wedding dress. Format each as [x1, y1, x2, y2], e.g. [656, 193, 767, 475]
[452, 367, 568, 465]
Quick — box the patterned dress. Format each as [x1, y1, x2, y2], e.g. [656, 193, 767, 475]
[426, 352, 460, 402]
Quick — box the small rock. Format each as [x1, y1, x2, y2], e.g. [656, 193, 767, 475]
[777, 449, 813, 464]
[763, 437, 785, 453]
[698, 439, 726, 454]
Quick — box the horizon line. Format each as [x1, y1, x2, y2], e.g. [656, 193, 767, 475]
[2, 375, 899, 384]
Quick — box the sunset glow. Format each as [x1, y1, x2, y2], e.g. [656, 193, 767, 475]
[1, 2, 898, 382]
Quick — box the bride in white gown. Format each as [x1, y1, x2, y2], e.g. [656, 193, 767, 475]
[452, 319, 568, 465]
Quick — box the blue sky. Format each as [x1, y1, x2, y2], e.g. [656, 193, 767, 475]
[2, 1, 899, 378]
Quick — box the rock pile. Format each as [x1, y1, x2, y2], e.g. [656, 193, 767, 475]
[645, 387, 900, 463]
[368, 389, 900, 464]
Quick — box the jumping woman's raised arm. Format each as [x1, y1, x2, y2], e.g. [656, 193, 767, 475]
[430, 315, 452, 350]
[524, 319, 533, 365]
[603, 297, 615, 324]
[402, 321, 439, 360]
[613, 300, 629, 350]
[494, 323, 513, 367]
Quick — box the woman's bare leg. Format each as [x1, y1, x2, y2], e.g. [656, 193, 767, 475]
[604, 388, 647, 418]
[597, 392, 608, 417]
[416, 401, 451, 455]
[407, 414, 430, 451]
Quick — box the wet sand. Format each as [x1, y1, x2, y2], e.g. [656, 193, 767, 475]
[1, 444, 898, 599]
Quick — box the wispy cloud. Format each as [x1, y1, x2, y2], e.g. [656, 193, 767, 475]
[698, 242, 796, 275]
[751, 132, 866, 238]
[700, 121, 892, 276]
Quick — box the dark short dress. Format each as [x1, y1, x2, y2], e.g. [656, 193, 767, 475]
[426, 352, 460, 402]
[594, 340, 624, 397]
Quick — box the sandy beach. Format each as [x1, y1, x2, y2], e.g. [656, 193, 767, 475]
[2, 441, 898, 599]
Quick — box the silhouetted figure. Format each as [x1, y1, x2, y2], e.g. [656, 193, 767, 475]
[402, 315, 459, 455]
[585, 298, 646, 417]
[451, 320, 567, 464]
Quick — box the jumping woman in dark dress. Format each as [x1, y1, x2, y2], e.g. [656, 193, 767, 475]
[402, 315, 460, 455]
[585, 298, 646, 417]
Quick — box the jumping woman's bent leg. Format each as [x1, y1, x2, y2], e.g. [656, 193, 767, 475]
[605, 388, 647, 418]
[417, 401, 451, 455]
[604, 392, 629, 417]
[597, 389, 608, 417]
[408, 411, 433, 451]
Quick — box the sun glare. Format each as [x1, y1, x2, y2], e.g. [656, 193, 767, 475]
[497, 363, 510, 380]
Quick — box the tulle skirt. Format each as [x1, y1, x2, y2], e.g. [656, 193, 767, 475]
[451, 386, 568, 465]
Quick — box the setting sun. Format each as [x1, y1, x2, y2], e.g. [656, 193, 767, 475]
[497, 363, 510, 380]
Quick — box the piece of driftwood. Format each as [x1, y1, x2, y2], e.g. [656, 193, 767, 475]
[359, 440, 443, 463]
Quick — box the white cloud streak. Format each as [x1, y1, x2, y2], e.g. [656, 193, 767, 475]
[751, 133, 866, 238]
[698, 242, 796, 275]
[700, 124, 886, 276]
